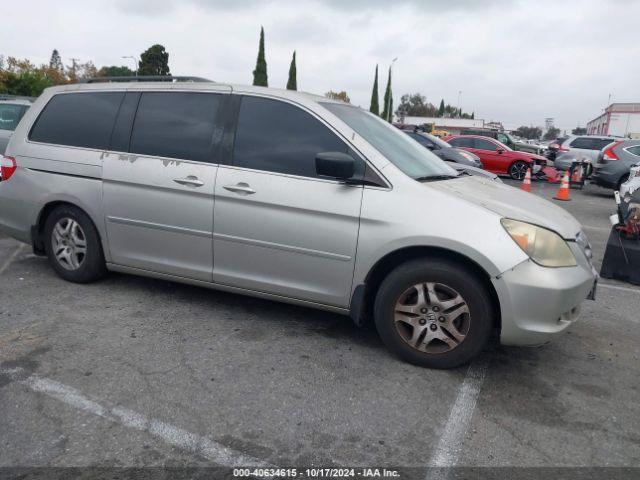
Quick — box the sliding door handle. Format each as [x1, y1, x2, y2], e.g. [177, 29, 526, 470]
[223, 183, 256, 195]
[173, 176, 204, 187]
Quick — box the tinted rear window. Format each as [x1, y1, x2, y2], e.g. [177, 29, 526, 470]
[30, 92, 124, 149]
[448, 137, 474, 148]
[130, 92, 223, 162]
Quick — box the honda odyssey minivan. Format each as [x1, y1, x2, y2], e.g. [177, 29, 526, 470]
[0, 78, 597, 368]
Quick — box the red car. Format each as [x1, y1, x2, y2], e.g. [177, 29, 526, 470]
[443, 135, 548, 180]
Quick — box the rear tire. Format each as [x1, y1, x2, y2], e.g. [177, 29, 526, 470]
[509, 161, 529, 180]
[44, 205, 107, 283]
[374, 258, 493, 369]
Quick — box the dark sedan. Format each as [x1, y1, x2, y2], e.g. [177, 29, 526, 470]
[402, 130, 483, 168]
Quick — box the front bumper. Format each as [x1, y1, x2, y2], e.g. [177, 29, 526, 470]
[493, 242, 597, 346]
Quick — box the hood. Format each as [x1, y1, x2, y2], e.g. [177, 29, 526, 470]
[428, 175, 582, 239]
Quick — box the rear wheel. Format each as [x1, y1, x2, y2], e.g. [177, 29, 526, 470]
[44, 205, 107, 283]
[374, 258, 493, 369]
[508, 161, 529, 180]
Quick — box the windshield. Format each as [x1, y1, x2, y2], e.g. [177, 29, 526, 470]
[321, 103, 458, 180]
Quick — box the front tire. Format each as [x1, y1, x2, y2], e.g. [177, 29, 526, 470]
[374, 258, 493, 369]
[509, 160, 529, 180]
[44, 205, 107, 283]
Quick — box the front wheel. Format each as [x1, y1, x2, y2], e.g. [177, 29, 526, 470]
[508, 160, 529, 180]
[374, 258, 493, 369]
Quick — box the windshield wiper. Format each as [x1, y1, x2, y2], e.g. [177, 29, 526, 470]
[414, 174, 459, 182]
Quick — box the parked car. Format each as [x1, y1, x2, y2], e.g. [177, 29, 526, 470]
[444, 134, 548, 180]
[402, 130, 482, 168]
[619, 161, 640, 199]
[592, 139, 640, 190]
[402, 130, 499, 182]
[460, 128, 543, 155]
[546, 136, 569, 161]
[552, 135, 618, 166]
[0, 97, 32, 154]
[0, 78, 597, 369]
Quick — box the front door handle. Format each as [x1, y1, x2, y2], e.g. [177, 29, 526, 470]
[223, 183, 256, 195]
[173, 176, 205, 187]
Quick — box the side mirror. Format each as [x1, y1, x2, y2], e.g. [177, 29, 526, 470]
[315, 152, 355, 180]
[496, 147, 505, 154]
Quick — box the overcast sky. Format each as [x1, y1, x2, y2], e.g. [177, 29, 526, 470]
[3, 0, 639, 132]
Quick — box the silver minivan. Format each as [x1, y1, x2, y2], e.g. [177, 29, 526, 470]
[0, 78, 597, 368]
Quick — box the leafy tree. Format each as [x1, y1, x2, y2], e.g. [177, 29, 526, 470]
[324, 90, 350, 103]
[471, 111, 475, 119]
[543, 126, 561, 141]
[252, 27, 268, 87]
[138, 44, 170, 76]
[66, 59, 98, 83]
[515, 125, 542, 140]
[98, 65, 135, 77]
[49, 49, 63, 72]
[286, 51, 297, 90]
[437, 99, 445, 117]
[380, 66, 393, 122]
[0, 57, 52, 96]
[369, 65, 379, 115]
[572, 126, 587, 135]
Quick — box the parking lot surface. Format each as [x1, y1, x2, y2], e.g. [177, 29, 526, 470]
[1, 179, 639, 473]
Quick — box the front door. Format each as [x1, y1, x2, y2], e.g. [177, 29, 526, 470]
[213, 95, 363, 307]
[471, 137, 505, 174]
[103, 91, 226, 281]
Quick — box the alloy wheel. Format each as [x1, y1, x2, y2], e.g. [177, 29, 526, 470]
[51, 217, 87, 271]
[394, 282, 470, 354]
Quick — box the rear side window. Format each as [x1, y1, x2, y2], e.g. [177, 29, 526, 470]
[233, 96, 347, 178]
[592, 138, 614, 151]
[130, 92, 223, 162]
[30, 92, 124, 149]
[626, 145, 640, 157]
[448, 137, 473, 148]
[0, 104, 28, 131]
[569, 137, 596, 149]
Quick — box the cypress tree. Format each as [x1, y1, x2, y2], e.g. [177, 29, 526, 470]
[286, 51, 297, 90]
[438, 99, 445, 117]
[252, 27, 268, 87]
[381, 66, 393, 122]
[369, 65, 379, 115]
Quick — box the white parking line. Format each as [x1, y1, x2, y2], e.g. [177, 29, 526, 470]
[427, 357, 489, 474]
[0, 244, 26, 275]
[1, 367, 270, 467]
[599, 283, 640, 294]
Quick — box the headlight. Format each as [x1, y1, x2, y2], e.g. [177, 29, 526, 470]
[501, 218, 576, 267]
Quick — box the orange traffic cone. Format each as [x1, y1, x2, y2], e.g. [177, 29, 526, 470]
[554, 171, 571, 201]
[521, 168, 532, 192]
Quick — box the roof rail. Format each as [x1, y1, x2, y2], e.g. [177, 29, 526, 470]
[77, 76, 214, 84]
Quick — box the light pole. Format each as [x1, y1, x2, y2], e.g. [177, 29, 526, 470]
[122, 56, 137, 76]
[386, 57, 398, 122]
[457, 90, 462, 118]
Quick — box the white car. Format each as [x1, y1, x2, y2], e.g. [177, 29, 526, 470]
[620, 162, 640, 198]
